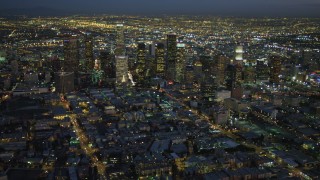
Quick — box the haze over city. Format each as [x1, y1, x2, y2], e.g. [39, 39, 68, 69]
[1, 0, 320, 17]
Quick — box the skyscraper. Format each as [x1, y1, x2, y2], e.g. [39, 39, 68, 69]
[175, 43, 186, 83]
[235, 45, 244, 61]
[85, 36, 94, 72]
[193, 59, 203, 82]
[155, 43, 165, 77]
[135, 43, 146, 85]
[215, 54, 229, 86]
[63, 38, 79, 72]
[100, 51, 115, 79]
[115, 24, 125, 56]
[270, 55, 281, 84]
[234, 45, 244, 85]
[99, 51, 116, 87]
[225, 64, 236, 90]
[256, 59, 269, 83]
[235, 63, 243, 85]
[166, 34, 177, 81]
[115, 55, 128, 85]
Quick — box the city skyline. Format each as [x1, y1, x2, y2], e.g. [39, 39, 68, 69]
[0, 3, 320, 179]
[1, 0, 320, 17]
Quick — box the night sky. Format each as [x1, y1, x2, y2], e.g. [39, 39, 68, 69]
[1, 0, 320, 17]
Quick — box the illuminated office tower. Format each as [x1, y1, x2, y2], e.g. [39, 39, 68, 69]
[201, 66, 217, 103]
[63, 38, 79, 72]
[256, 59, 269, 83]
[166, 34, 177, 81]
[84, 37, 94, 71]
[175, 43, 186, 83]
[155, 43, 165, 77]
[235, 45, 244, 62]
[215, 54, 229, 86]
[115, 55, 128, 85]
[201, 81, 216, 103]
[233, 45, 244, 85]
[115, 24, 125, 56]
[135, 43, 146, 85]
[269, 55, 281, 84]
[146, 54, 156, 78]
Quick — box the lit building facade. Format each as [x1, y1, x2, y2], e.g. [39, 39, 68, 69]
[136, 43, 146, 85]
[85, 37, 94, 72]
[175, 43, 186, 83]
[269, 55, 281, 84]
[155, 43, 165, 77]
[115, 55, 128, 85]
[166, 34, 177, 81]
[115, 24, 125, 56]
[63, 38, 79, 72]
[256, 59, 269, 83]
[215, 54, 229, 86]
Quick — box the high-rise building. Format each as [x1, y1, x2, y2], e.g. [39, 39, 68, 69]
[146, 54, 156, 78]
[115, 55, 128, 85]
[269, 55, 281, 84]
[175, 43, 186, 83]
[230, 45, 244, 100]
[235, 45, 244, 61]
[63, 38, 79, 72]
[234, 45, 244, 85]
[135, 43, 146, 85]
[155, 43, 165, 77]
[193, 59, 203, 82]
[200, 56, 213, 75]
[115, 24, 125, 56]
[166, 34, 177, 81]
[54, 72, 74, 93]
[215, 54, 229, 86]
[99, 51, 115, 79]
[256, 59, 269, 83]
[235, 62, 243, 85]
[84, 37, 94, 72]
[201, 78, 216, 103]
[225, 64, 236, 90]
